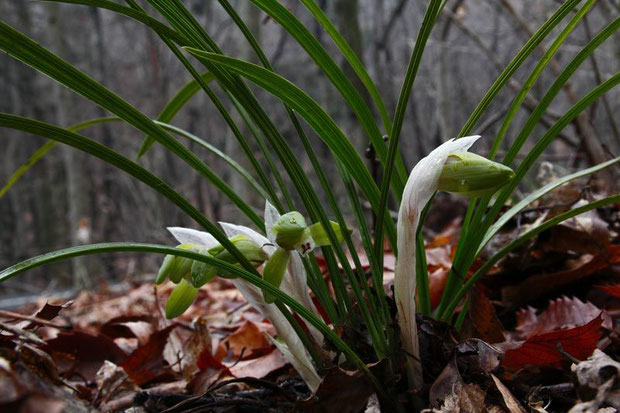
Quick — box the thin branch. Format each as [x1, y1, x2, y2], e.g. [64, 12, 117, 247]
[583, 14, 620, 141]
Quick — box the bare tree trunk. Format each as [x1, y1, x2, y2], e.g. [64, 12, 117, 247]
[90, 6, 118, 279]
[225, 1, 262, 222]
[334, 0, 371, 154]
[48, 3, 91, 288]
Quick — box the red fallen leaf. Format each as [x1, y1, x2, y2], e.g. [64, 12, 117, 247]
[501, 314, 603, 370]
[196, 345, 228, 371]
[190, 346, 232, 394]
[427, 267, 449, 309]
[428, 217, 462, 248]
[542, 208, 611, 255]
[596, 284, 620, 298]
[426, 245, 453, 270]
[121, 324, 177, 386]
[223, 321, 272, 359]
[516, 296, 609, 339]
[46, 330, 126, 362]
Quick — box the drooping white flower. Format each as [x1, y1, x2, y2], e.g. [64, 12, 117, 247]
[395, 135, 480, 389]
[396, 135, 515, 390]
[165, 200, 324, 390]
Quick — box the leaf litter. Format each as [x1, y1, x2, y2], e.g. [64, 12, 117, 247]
[0, 190, 618, 411]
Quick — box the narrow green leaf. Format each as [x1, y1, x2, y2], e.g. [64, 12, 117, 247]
[483, 73, 620, 233]
[42, 0, 186, 43]
[0, 242, 382, 393]
[481, 156, 620, 250]
[0, 113, 258, 274]
[0, 140, 56, 199]
[456, 0, 584, 137]
[1, 116, 122, 199]
[443, 195, 620, 317]
[217, 0, 384, 339]
[0, 22, 263, 230]
[490, 0, 596, 158]
[137, 71, 215, 158]
[249, 0, 406, 191]
[184, 48, 398, 247]
[502, 16, 620, 166]
[436, 73, 620, 321]
[298, 0, 393, 135]
[374, 0, 443, 266]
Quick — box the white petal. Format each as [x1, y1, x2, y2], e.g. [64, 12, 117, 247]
[167, 227, 218, 248]
[218, 222, 276, 255]
[280, 254, 323, 344]
[264, 200, 281, 244]
[267, 335, 321, 391]
[231, 279, 321, 390]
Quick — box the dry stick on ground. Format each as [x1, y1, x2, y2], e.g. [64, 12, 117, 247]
[0, 321, 46, 345]
[0, 309, 72, 330]
[498, 0, 609, 166]
[441, 8, 579, 150]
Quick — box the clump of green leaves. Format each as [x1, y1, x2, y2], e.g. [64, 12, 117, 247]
[0, 0, 617, 406]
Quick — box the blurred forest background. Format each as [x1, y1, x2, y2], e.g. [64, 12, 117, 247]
[1, 0, 618, 300]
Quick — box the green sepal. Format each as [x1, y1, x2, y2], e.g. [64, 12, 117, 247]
[165, 278, 198, 319]
[307, 221, 349, 247]
[272, 211, 307, 250]
[206, 236, 268, 280]
[155, 254, 174, 284]
[438, 152, 515, 197]
[206, 234, 247, 256]
[168, 243, 200, 284]
[191, 258, 217, 288]
[262, 248, 291, 303]
[212, 238, 268, 267]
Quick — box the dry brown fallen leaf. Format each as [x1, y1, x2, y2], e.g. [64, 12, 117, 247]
[300, 359, 393, 413]
[491, 373, 527, 413]
[502, 245, 620, 307]
[429, 339, 503, 412]
[569, 349, 620, 412]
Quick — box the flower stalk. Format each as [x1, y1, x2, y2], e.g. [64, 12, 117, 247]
[395, 136, 514, 390]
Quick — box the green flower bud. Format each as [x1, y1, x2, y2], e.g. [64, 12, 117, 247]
[272, 211, 307, 250]
[155, 254, 175, 284]
[168, 243, 201, 284]
[165, 278, 198, 319]
[438, 152, 515, 197]
[262, 247, 291, 303]
[307, 221, 350, 247]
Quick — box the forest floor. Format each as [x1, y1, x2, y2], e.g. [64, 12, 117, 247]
[1, 185, 619, 412]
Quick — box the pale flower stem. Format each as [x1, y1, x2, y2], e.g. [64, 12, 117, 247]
[395, 136, 480, 390]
